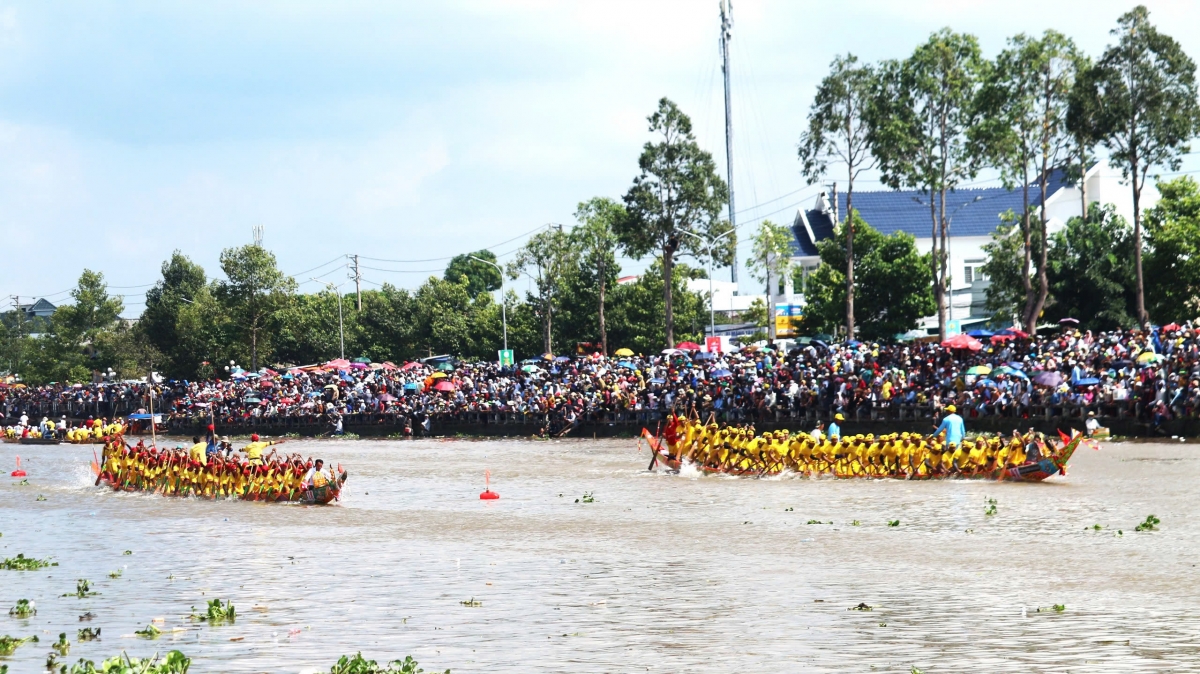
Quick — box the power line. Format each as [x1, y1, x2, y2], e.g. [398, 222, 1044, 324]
[359, 224, 549, 264]
[288, 255, 347, 278]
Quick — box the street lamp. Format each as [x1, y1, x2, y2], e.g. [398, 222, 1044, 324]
[469, 255, 507, 354]
[681, 228, 736, 338]
[311, 279, 345, 360]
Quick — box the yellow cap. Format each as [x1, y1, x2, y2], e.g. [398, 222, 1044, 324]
[946, 404, 956, 413]
[834, 413, 844, 421]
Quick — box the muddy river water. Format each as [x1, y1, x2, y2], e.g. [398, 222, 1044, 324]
[1, 438, 1199, 673]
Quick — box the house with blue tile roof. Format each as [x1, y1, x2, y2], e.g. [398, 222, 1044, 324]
[788, 163, 1156, 331]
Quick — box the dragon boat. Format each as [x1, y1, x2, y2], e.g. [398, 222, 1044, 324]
[641, 423, 1085, 483]
[92, 436, 348, 504]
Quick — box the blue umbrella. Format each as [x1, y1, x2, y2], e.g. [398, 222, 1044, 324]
[1074, 377, 1101, 386]
[975, 378, 998, 388]
[649, 378, 665, 384]
[554, 356, 571, 362]
[846, 339, 862, 347]
[712, 369, 733, 378]
[967, 329, 994, 338]
[403, 382, 418, 390]
[617, 361, 636, 369]
[693, 352, 715, 361]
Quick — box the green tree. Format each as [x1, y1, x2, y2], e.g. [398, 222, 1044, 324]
[802, 212, 935, 341]
[747, 220, 794, 341]
[1145, 176, 1200, 322]
[215, 245, 296, 370]
[1046, 204, 1138, 330]
[979, 212, 1043, 323]
[1070, 5, 1200, 328]
[508, 228, 578, 355]
[867, 29, 986, 340]
[443, 250, 502, 298]
[142, 252, 212, 377]
[573, 197, 625, 355]
[23, 270, 125, 383]
[798, 53, 878, 339]
[618, 97, 731, 348]
[607, 260, 708, 355]
[974, 30, 1081, 331]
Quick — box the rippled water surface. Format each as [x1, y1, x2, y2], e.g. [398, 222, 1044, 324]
[2, 438, 1199, 673]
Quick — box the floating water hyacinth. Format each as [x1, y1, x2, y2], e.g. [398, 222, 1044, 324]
[1135, 514, 1160, 532]
[77, 627, 101, 641]
[0, 634, 38, 656]
[329, 653, 449, 674]
[66, 650, 191, 673]
[7, 599, 34, 617]
[190, 599, 235, 624]
[1, 554, 56, 570]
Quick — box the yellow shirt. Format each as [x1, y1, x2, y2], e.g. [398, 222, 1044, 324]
[188, 442, 208, 466]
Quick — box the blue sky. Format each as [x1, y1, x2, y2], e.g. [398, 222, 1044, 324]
[3, 0, 1200, 315]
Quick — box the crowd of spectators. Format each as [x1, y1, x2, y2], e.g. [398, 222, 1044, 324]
[4, 324, 1200, 433]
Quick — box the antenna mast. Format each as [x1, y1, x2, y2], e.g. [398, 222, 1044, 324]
[252, 225, 264, 247]
[720, 1, 738, 290]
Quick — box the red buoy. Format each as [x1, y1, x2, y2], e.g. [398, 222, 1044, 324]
[479, 469, 499, 500]
[11, 456, 26, 478]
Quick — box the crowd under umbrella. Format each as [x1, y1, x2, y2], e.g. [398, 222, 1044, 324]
[965, 365, 992, 376]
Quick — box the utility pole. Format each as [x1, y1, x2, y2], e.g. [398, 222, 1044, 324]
[720, 0, 738, 292]
[8, 296, 21, 376]
[350, 254, 362, 311]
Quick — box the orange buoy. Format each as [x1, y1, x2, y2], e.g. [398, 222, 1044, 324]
[11, 456, 26, 477]
[479, 469, 499, 500]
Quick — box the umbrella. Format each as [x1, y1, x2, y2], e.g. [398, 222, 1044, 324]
[693, 352, 715, 361]
[990, 333, 1015, 342]
[430, 371, 448, 379]
[661, 348, 684, 355]
[379, 393, 396, 402]
[352, 357, 371, 363]
[997, 328, 1030, 338]
[349, 362, 369, 370]
[614, 348, 634, 357]
[616, 361, 636, 369]
[1074, 377, 1101, 386]
[399, 362, 421, 371]
[992, 365, 1021, 376]
[433, 380, 457, 392]
[1059, 317, 1080, 325]
[711, 369, 733, 378]
[1032, 371, 1064, 387]
[967, 329, 994, 338]
[520, 364, 541, 373]
[941, 334, 983, 351]
[649, 378, 666, 384]
[403, 382, 419, 390]
[541, 353, 555, 361]
[975, 379, 998, 388]
[243, 397, 261, 404]
[325, 358, 352, 370]
[554, 356, 571, 362]
[1162, 322, 1182, 332]
[846, 339, 862, 347]
[381, 361, 399, 371]
[675, 341, 702, 350]
[965, 365, 992, 375]
[1136, 352, 1162, 364]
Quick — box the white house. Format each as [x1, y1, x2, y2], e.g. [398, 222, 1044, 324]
[789, 163, 1156, 332]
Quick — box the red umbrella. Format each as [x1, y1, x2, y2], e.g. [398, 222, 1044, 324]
[400, 361, 421, 372]
[381, 361, 399, 371]
[941, 334, 983, 351]
[325, 358, 351, 371]
[434, 380, 457, 392]
[1163, 322, 1182, 332]
[675, 341, 702, 350]
[999, 328, 1029, 339]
